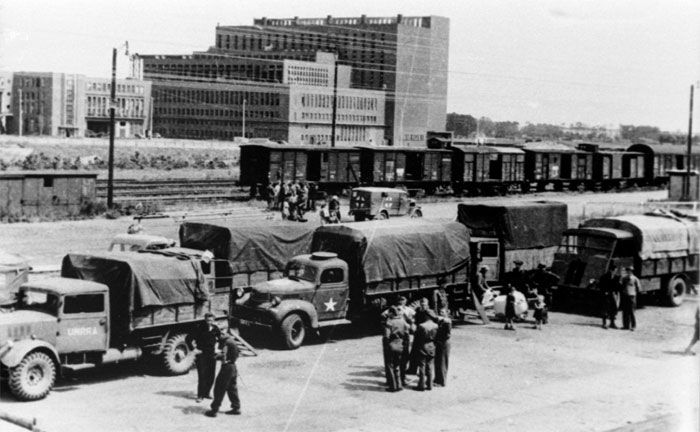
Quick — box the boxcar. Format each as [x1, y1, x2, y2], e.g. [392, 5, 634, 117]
[578, 143, 646, 188]
[356, 146, 452, 192]
[239, 143, 310, 190]
[522, 142, 592, 191]
[307, 147, 361, 187]
[451, 145, 524, 195]
[627, 143, 700, 186]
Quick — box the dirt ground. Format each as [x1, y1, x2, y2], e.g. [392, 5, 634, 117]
[1, 189, 698, 432]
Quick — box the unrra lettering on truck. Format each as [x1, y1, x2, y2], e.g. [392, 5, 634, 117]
[231, 219, 472, 350]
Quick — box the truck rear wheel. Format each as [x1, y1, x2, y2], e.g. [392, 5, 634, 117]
[665, 276, 686, 307]
[161, 333, 195, 375]
[377, 211, 389, 220]
[9, 351, 56, 401]
[280, 314, 305, 350]
[410, 209, 423, 218]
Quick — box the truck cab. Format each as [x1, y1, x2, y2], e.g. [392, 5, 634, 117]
[232, 252, 350, 349]
[470, 237, 502, 283]
[0, 278, 110, 400]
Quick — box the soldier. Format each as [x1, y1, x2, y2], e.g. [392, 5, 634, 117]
[531, 263, 559, 311]
[413, 307, 438, 391]
[205, 334, 241, 417]
[684, 305, 700, 355]
[620, 266, 640, 331]
[186, 313, 221, 402]
[598, 263, 621, 329]
[433, 308, 452, 387]
[475, 265, 490, 302]
[383, 306, 410, 392]
[504, 284, 517, 331]
[508, 260, 527, 293]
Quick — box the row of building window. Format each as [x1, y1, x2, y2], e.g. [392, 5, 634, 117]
[155, 126, 285, 140]
[299, 112, 378, 124]
[300, 126, 369, 144]
[285, 65, 330, 87]
[86, 96, 145, 118]
[147, 62, 284, 83]
[86, 82, 146, 95]
[299, 93, 378, 110]
[157, 88, 282, 106]
[216, 30, 387, 53]
[156, 107, 277, 120]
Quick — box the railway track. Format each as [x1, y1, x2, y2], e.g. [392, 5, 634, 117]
[96, 178, 249, 204]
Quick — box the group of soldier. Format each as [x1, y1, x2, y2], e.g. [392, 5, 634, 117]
[267, 180, 342, 224]
[382, 296, 452, 392]
[598, 262, 641, 330]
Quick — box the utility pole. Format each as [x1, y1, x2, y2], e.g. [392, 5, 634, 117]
[683, 84, 694, 202]
[107, 47, 117, 209]
[17, 88, 22, 136]
[242, 98, 246, 138]
[330, 58, 339, 148]
[148, 96, 154, 138]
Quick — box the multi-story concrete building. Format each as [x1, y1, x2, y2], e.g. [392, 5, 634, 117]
[142, 52, 385, 145]
[6, 72, 151, 138]
[140, 14, 449, 147]
[0, 72, 12, 133]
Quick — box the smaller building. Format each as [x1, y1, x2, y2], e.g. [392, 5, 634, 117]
[0, 171, 97, 220]
[6, 72, 151, 138]
[0, 72, 12, 133]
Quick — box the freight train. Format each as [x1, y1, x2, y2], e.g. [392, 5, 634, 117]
[239, 139, 700, 197]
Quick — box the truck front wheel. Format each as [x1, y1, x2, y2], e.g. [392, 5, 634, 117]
[280, 314, 306, 350]
[665, 276, 686, 307]
[161, 333, 195, 375]
[9, 351, 56, 401]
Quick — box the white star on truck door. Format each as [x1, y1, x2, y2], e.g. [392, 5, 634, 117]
[324, 298, 337, 311]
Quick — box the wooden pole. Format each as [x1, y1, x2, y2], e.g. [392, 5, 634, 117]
[683, 84, 694, 201]
[107, 47, 117, 209]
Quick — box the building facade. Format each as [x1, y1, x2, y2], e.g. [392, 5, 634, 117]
[140, 14, 449, 147]
[0, 72, 12, 133]
[6, 72, 151, 138]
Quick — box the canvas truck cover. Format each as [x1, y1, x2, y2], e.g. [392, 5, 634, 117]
[179, 222, 315, 274]
[61, 252, 208, 338]
[582, 213, 700, 260]
[311, 219, 470, 284]
[457, 201, 567, 250]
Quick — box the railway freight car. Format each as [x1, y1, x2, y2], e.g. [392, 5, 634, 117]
[578, 143, 646, 189]
[522, 142, 593, 192]
[627, 142, 700, 186]
[450, 144, 525, 195]
[356, 146, 452, 193]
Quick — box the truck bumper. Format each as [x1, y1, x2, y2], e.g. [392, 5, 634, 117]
[230, 305, 276, 329]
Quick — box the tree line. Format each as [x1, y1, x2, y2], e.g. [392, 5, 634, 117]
[445, 113, 697, 144]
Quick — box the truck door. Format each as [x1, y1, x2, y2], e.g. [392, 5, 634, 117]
[56, 293, 109, 353]
[313, 268, 349, 320]
[476, 241, 501, 282]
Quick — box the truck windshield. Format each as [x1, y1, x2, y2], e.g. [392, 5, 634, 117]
[289, 263, 317, 283]
[558, 234, 615, 259]
[16, 289, 60, 316]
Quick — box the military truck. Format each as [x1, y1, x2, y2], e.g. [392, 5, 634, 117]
[0, 248, 236, 401]
[231, 219, 471, 349]
[457, 201, 568, 283]
[552, 211, 699, 306]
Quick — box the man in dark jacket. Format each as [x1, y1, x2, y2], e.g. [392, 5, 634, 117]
[433, 309, 452, 387]
[413, 309, 438, 391]
[620, 266, 640, 331]
[186, 313, 221, 402]
[205, 334, 241, 417]
[383, 306, 410, 392]
[599, 263, 621, 329]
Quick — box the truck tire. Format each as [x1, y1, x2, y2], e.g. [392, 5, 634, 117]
[377, 211, 389, 220]
[665, 276, 686, 307]
[280, 313, 306, 350]
[9, 351, 56, 401]
[410, 209, 423, 218]
[161, 333, 195, 375]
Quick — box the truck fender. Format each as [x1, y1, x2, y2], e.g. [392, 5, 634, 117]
[272, 300, 320, 329]
[0, 339, 59, 369]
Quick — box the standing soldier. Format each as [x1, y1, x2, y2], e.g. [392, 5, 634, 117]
[620, 266, 640, 331]
[504, 284, 517, 331]
[205, 334, 241, 417]
[383, 306, 410, 392]
[684, 305, 700, 355]
[413, 308, 438, 391]
[475, 265, 490, 302]
[433, 308, 452, 387]
[508, 260, 527, 293]
[186, 313, 221, 402]
[598, 262, 621, 329]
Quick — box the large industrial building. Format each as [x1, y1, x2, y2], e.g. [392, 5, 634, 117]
[139, 14, 449, 147]
[3, 72, 152, 138]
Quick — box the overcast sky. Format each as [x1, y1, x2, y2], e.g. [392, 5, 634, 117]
[1, 0, 699, 131]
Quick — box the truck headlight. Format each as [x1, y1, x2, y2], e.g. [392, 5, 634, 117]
[271, 296, 281, 307]
[235, 288, 244, 298]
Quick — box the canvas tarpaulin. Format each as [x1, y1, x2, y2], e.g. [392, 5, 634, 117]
[457, 201, 567, 250]
[583, 213, 700, 260]
[311, 219, 470, 284]
[179, 222, 315, 274]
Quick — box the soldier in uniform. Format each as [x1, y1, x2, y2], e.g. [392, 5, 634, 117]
[620, 266, 640, 331]
[684, 305, 700, 355]
[205, 334, 241, 417]
[433, 308, 452, 387]
[508, 260, 527, 293]
[413, 308, 438, 391]
[383, 306, 410, 392]
[504, 284, 517, 331]
[598, 263, 621, 329]
[475, 265, 491, 302]
[186, 312, 221, 402]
